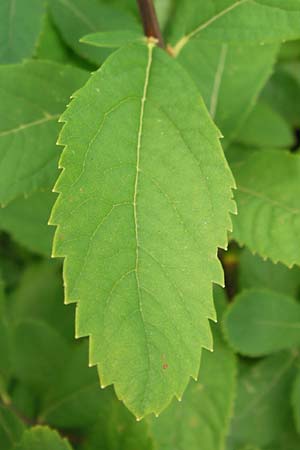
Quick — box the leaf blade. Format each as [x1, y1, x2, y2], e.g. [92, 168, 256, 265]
[50, 42, 235, 418]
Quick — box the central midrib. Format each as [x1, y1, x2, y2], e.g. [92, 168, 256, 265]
[133, 42, 154, 414]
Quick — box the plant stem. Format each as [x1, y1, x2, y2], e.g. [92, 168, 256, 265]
[137, 0, 165, 48]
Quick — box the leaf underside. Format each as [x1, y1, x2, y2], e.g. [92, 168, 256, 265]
[50, 42, 235, 418]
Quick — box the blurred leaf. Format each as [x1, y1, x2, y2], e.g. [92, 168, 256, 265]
[231, 150, 300, 266]
[49, 0, 140, 64]
[235, 101, 294, 148]
[291, 369, 300, 434]
[35, 14, 73, 64]
[279, 40, 300, 61]
[239, 249, 300, 297]
[0, 191, 56, 257]
[228, 351, 297, 447]
[39, 341, 103, 429]
[0, 61, 89, 205]
[262, 65, 300, 127]
[15, 426, 73, 450]
[0, 0, 45, 63]
[80, 389, 154, 450]
[167, 0, 300, 52]
[177, 40, 278, 141]
[0, 405, 25, 450]
[12, 319, 70, 394]
[223, 290, 300, 356]
[81, 30, 144, 48]
[9, 260, 74, 342]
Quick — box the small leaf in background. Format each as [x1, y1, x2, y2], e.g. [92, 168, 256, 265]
[0, 0, 45, 64]
[228, 352, 297, 448]
[15, 426, 73, 450]
[176, 40, 279, 142]
[50, 41, 235, 418]
[223, 290, 300, 356]
[0, 61, 89, 205]
[148, 316, 236, 450]
[235, 100, 294, 149]
[231, 150, 300, 266]
[81, 30, 144, 48]
[0, 405, 25, 450]
[238, 249, 300, 297]
[0, 191, 56, 257]
[49, 0, 140, 64]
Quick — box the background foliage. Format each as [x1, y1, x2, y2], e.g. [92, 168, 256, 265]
[1, 0, 300, 448]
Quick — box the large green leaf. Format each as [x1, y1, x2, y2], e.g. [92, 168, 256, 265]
[50, 42, 236, 418]
[0, 61, 88, 206]
[223, 290, 300, 356]
[228, 352, 297, 447]
[231, 150, 300, 266]
[0, 191, 56, 256]
[176, 40, 278, 141]
[238, 249, 300, 296]
[15, 426, 73, 450]
[0, 0, 45, 64]
[148, 298, 236, 450]
[49, 0, 140, 64]
[168, 0, 300, 55]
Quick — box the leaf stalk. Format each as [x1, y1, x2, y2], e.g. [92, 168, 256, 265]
[137, 0, 165, 48]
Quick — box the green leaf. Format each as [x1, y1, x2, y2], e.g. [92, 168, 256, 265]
[15, 426, 73, 450]
[239, 249, 300, 297]
[49, 0, 140, 64]
[229, 352, 297, 447]
[0, 0, 45, 63]
[235, 100, 294, 149]
[231, 150, 300, 266]
[223, 289, 300, 356]
[81, 30, 144, 48]
[168, 1, 300, 56]
[177, 40, 279, 141]
[0, 61, 88, 206]
[0, 191, 56, 257]
[148, 315, 236, 450]
[0, 405, 25, 450]
[50, 42, 236, 418]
